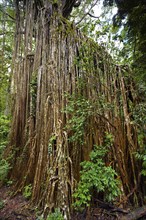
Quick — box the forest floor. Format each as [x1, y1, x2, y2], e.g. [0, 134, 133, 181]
[0, 186, 146, 220]
[0, 186, 36, 220]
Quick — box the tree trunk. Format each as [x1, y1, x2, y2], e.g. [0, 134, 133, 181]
[6, 0, 145, 219]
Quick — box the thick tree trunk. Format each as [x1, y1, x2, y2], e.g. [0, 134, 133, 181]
[6, 0, 145, 219]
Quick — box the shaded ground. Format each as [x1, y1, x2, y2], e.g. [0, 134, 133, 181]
[0, 186, 146, 220]
[0, 185, 121, 220]
[71, 208, 119, 220]
[0, 186, 121, 220]
[0, 186, 36, 220]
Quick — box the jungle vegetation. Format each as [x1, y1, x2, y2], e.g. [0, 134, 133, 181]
[0, 0, 146, 219]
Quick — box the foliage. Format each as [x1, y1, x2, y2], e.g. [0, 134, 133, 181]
[48, 134, 56, 154]
[64, 94, 92, 144]
[132, 87, 146, 126]
[0, 1, 13, 182]
[0, 115, 10, 182]
[0, 159, 10, 182]
[23, 184, 32, 199]
[0, 199, 5, 209]
[0, 115, 10, 142]
[141, 157, 146, 177]
[46, 208, 64, 220]
[64, 89, 114, 145]
[0, 1, 14, 113]
[72, 0, 146, 83]
[135, 152, 146, 177]
[73, 135, 121, 210]
[133, 86, 146, 177]
[107, 0, 146, 82]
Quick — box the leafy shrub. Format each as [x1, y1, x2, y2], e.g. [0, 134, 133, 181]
[0, 115, 10, 182]
[46, 208, 64, 220]
[0, 159, 10, 181]
[135, 150, 146, 176]
[73, 139, 121, 210]
[64, 93, 114, 146]
[141, 155, 146, 176]
[0, 115, 10, 141]
[0, 199, 5, 209]
[64, 94, 91, 144]
[23, 184, 32, 199]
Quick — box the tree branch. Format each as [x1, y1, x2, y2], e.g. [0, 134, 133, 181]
[88, 12, 99, 19]
[0, 31, 14, 36]
[75, 0, 99, 25]
[0, 8, 15, 20]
